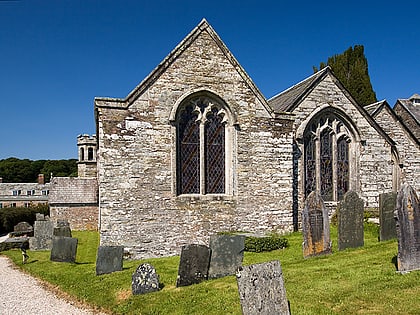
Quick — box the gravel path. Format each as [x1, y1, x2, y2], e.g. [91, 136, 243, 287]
[0, 255, 103, 315]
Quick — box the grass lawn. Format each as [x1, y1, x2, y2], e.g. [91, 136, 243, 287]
[2, 224, 420, 314]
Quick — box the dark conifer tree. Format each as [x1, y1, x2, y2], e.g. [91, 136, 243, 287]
[314, 45, 377, 106]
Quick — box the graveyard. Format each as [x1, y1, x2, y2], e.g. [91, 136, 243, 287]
[2, 222, 419, 315]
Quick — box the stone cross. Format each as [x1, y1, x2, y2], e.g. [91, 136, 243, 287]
[337, 190, 364, 250]
[302, 191, 331, 257]
[236, 260, 290, 315]
[379, 192, 397, 241]
[395, 184, 420, 272]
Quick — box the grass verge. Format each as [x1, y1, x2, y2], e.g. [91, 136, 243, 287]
[2, 226, 420, 314]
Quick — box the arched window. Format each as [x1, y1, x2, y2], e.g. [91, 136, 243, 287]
[80, 148, 85, 161]
[176, 96, 230, 195]
[88, 147, 94, 161]
[304, 114, 351, 201]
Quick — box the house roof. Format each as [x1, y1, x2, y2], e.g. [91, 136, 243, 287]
[95, 19, 273, 116]
[268, 67, 330, 113]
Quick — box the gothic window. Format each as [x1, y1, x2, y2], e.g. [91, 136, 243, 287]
[176, 96, 229, 195]
[304, 114, 351, 201]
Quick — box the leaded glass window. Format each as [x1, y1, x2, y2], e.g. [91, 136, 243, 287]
[176, 97, 228, 195]
[178, 105, 200, 194]
[320, 129, 333, 200]
[337, 137, 349, 200]
[304, 113, 351, 201]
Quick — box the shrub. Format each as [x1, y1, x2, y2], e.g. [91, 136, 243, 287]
[0, 204, 49, 234]
[244, 234, 289, 252]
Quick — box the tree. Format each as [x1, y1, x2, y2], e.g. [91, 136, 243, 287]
[0, 158, 77, 183]
[314, 45, 377, 106]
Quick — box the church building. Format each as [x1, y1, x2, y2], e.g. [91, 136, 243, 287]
[94, 19, 419, 259]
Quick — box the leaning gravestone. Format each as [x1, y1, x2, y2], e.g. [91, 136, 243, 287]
[208, 234, 245, 279]
[236, 260, 290, 315]
[96, 245, 124, 275]
[132, 263, 160, 295]
[337, 190, 364, 250]
[395, 184, 420, 272]
[302, 191, 332, 258]
[50, 236, 78, 263]
[379, 192, 397, 241]
[176, 244, 211, 287]
[29, 220, 54, 250]
[53, 220, 72, 237]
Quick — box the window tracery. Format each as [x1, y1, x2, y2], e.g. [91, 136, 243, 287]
[176, 96, 229, 195]
[304, 114, 351, 201]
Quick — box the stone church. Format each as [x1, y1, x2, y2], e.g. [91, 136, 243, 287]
[94, 19, 420, 259]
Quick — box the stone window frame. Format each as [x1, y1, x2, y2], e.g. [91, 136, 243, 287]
[296, 106, 361, 202]
[169, 90, 237, 198]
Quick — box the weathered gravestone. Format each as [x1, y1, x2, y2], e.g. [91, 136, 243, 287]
[395, 184, 420, 272]
[379, 192, 397, 241]
[11, 222, 33, 237]
[132, 263, 160, 295]
[54, 220, 72, 237]
[96, 245, 124, 275]
[29, 220, 54, 250]
[338, 190, 364, 250]
[208, 234, 245, 279]
[50, 236, 78, 263]
[302, 191, 332, 258]
[176, 244, 211, 287]
[236, 260, 290, 315]
[35, 213, 46, 221]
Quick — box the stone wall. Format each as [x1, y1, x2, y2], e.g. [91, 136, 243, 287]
[96, 22, 295, 259]
[373, 106, 420, 194]
[49, 177, 98, 230]
[292, 74, 394, 212]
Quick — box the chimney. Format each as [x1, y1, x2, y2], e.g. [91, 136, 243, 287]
[38, 174, 45, 185]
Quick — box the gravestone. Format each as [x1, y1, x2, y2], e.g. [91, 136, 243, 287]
[50, 236, 78, 263]
[176, 244, 211, 287]
[379, 192, 397, 241]
[236, 260, 290, 315]
[337, 190, 364, 250]
[53, 220, 72, 237]
[35, 213, 46, 221]
[11, 222, 33, 237]
[395, 184, 420, 272]
[208, 234, 245, 279]
[302, 191, 331, 257]
[132, 263, 160, 295]
[96, 245, 124, 275]
[29, 220, 54, 250]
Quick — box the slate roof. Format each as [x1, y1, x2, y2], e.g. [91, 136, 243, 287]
[364, 100, 387, 117]
[268, 67, 330, 113]
[397, 94, 420, 124]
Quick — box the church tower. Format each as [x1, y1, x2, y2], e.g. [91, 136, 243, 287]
[77, 134, 97, 178]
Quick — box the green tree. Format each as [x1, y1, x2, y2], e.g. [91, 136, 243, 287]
[314, 45, 377, 106]
[0, 158, 77, 183]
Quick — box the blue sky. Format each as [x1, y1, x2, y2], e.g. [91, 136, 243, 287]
[1, 0, 418, 160]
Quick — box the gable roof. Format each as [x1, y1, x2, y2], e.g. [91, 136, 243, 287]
[395, 94, 420, 125]
[366, 100, 420, 147]
[95, 19, 273, 116]
[269, 67, 395, 146]
[268, 67, 330, 113]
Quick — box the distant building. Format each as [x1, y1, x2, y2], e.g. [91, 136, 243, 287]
[394, 94, 420, 141]
[0, 174, 49, 209]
